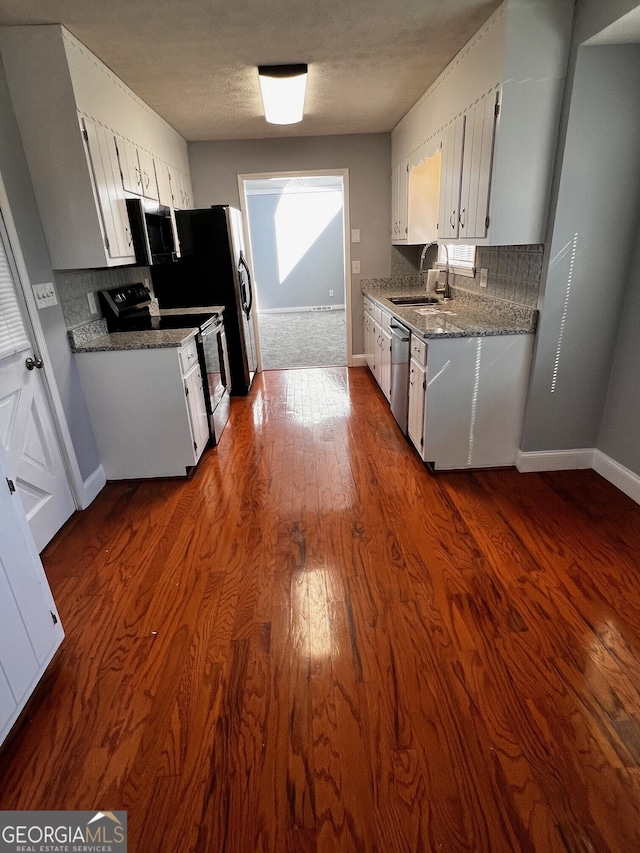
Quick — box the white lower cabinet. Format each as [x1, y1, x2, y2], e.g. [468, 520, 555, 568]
[409, 334, 533, 469]
[75, 337, 209, 479]
[366, 300, 392, 401]
[408, 336, 427, 453]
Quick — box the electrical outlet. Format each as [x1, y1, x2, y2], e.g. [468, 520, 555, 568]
[32, 282, 58, 308]
[87, 291, 98, 314]
[329, 290, 334, 297]
[352, 260, 361, 274]
[479, 268, 488, 288]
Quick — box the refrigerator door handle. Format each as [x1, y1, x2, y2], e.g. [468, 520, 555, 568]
[239, 251, 253, 317]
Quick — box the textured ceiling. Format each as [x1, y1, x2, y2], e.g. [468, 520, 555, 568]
[0, 0, 501, 142]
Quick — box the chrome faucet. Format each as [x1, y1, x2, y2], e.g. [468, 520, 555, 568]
[419, 241, 451, 300]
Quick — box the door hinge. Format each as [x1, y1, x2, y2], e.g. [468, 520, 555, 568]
[495, 100, 501, 118]
[82, 128, 89, 142]
[423, 380, 426, 390]
[420, 437, 424, 446]
[50, 610, 58, 625]
[6, 478, 15, 495]
[485, 215, 491, 229]
[104, 235, 110, 252]
[185, 386, 189, 397]
[193, 441, 198, 453]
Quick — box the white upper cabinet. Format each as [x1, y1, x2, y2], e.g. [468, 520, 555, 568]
[457, 91, 499, 241]
[438, 115, 466, 240]
[391, 0, 574, 246]
[115, 136, 159, 201]
[81, 118, 135, 263]
[0, 25, 192, 269]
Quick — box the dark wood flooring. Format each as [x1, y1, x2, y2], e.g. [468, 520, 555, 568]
[1, 366, 640, 852]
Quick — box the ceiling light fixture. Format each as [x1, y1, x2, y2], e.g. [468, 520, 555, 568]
[258, 64, 308, 125]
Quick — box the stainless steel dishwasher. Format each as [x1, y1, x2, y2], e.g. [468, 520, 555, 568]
[389, 319, 411, 435]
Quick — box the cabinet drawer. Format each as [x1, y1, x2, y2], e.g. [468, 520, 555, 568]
[363, 298, 373, 317]
[373, 305, 382, 325]
[179, 338, 199, 375]
[380, 309, 392, 333]
[410, 336, 427, 365]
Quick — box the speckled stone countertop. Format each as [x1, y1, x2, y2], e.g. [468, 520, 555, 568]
[69, 305, 224, 353]
[362, 278, 538, 339]
[72, 327, 198, 353]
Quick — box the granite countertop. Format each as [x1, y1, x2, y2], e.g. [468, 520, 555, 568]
[157, 305, 224, 316]
[362, 279, 538, 339]
[72, 327, 198, 353]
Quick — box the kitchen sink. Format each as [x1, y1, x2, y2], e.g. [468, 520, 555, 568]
[388, 295, 440, 306]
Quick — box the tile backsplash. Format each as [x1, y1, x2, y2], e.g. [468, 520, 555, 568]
[55, 266, 150, 329]
[392, 243, 544, 308]
[467, 245, 543, 308]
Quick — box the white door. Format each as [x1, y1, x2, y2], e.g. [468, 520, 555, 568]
[0, 444, 64, 746]
[0, 213, 75, 552]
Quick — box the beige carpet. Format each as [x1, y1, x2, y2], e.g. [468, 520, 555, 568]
[257, 310, 347, 370]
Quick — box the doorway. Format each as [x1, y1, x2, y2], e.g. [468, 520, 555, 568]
[239, 171, 351, 370]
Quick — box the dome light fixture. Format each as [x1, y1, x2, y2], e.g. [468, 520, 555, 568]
[258, 64, 308, 125]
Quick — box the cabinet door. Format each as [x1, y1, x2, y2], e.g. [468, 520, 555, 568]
[391, 162, 409, 244]
[380, 327, 392, 401]
[137, 148, 159, 201]
[438, 115, 465, 239]
[81, 118, 135, 262]
[115, 135, 141, 194]
[408, 356, 426, 456]
[0, 451, 64, 746]
[155, 161, 173, 207]
[458, 92, 499, 240]
[184, 364, 209, 461]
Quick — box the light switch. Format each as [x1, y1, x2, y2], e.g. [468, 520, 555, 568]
[352, 260, 361, 274]
[32, 282, 58, 308]
[351, 229, 361, 243]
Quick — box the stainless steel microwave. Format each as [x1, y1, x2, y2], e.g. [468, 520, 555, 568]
[126, 198, 177, 266]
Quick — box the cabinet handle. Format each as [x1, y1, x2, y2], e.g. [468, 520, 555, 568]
[135, 166, 142, 187]
[125, 227, 132, 246]
[459, 208, 466, 228]
[144, 170, 150, 189]
[450, 210, 456, 229]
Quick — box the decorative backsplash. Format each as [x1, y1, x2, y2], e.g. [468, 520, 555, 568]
[391, 243, 544, 308]
[54, 265, 150, 329]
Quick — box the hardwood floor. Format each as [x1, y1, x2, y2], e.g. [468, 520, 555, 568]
[2, 366, 640, 852]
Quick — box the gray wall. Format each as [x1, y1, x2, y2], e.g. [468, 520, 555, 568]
[521, 34, 640, 460]
[188, 134, 391, 353]
[247, 191, 344, 311]
[598, 219, 640, 472]
[0, 58, 100, 482]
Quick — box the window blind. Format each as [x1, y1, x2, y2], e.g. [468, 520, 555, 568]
[439, 243, 476, 268]
[0, 229, 29, 361]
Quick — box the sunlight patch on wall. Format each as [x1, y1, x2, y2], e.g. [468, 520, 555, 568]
[550, 233, 578, 394]
[275, 187, 343, 283]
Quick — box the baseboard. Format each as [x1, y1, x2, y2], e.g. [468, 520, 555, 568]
[259, 305, 345, 314]
[351, 354, 367, 367]
[76, 464, 106, 509]
[515, 448, 594, 473]
[592, 450, 640, 505]
[516, 447, 640, 506]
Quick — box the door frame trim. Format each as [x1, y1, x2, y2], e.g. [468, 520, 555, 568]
[237, 168, 353, 369]
[0, 170, 96, 511]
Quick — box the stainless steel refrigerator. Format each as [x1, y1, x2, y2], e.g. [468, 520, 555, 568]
[151, 205, 258, 395]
